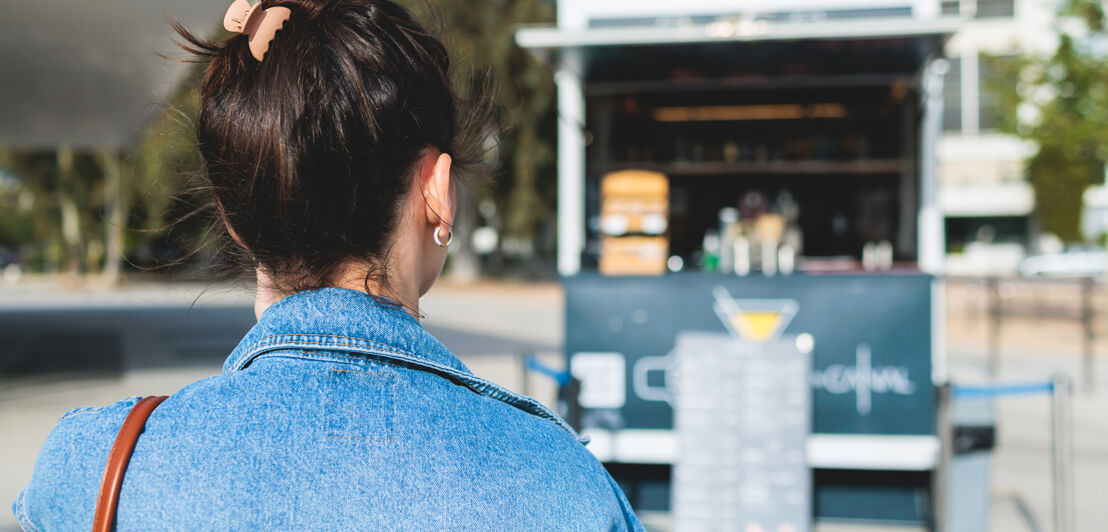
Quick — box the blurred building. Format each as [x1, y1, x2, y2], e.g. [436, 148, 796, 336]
[1083, 181, 1108, 241]
[939, 0, 1057, 274]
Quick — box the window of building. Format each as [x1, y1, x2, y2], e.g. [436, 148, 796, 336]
[975, 0, 1015, 18]
[979, 55, 1018, 131]
[941, 0, 960, 16]
[945, 216, 1030, 252]
[943, 57, 962, 132]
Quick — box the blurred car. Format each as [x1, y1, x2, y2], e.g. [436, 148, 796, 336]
[1018, 247, 1108, 277]
[0, 247, 22, 283]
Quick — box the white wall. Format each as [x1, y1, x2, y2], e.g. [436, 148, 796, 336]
[557, 0, 942, 28]
[939, 0, 1060, 225]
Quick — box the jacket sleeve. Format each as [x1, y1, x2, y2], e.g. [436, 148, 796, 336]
[12, 397, 142, 532]
[604, 469, 647, 532]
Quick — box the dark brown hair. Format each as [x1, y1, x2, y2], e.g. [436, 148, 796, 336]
[173, 0, 494, 306]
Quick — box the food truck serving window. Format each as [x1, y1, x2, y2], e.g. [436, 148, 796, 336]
[538, 32, 952, 275]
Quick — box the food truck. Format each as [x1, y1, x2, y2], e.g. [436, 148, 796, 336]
[517, 0, 960, 528]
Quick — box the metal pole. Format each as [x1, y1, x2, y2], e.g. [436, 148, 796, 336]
[518, 352, 532, 397]
[563, 377, 582, 431]
[933, 383, 953, 532]
[918, 57, 946, 274]
[1050, 374, 1074, 532]
[987, 277, 1002, 378]
[1080, 277, 1095, 392]
[554, 58, 586, 277]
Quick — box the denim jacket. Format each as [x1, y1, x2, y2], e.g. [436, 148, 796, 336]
[13, 287, 643, 531]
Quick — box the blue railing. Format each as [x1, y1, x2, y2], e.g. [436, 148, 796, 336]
[522, 354, 572, 386]
[952, 381, 1054, 399]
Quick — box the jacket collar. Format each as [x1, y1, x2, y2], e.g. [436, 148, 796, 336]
[223, 287, 585, 443]
[223, 287, 471, 375]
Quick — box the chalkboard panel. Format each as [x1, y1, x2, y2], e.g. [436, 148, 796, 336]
[564, 272, 934, 436]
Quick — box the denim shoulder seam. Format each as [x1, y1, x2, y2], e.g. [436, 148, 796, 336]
[59, 394, 143, 421]
[58, 407, 100, 418]
[12, 488, 39, 532]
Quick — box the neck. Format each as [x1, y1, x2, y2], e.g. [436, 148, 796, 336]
[253, 262, 422, 322]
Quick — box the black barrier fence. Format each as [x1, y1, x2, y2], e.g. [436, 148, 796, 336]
[946, 276, 1102, 391]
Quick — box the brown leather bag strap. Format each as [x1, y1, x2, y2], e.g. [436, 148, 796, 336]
[92, 395, 168, 532]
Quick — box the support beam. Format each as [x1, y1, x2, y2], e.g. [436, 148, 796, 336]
[555, 63, 586, 276]
[919, 58, 947, 274]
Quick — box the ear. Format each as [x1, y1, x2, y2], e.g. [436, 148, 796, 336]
[420, 149, 454, 228]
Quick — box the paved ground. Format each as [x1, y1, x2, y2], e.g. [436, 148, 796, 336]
[944, 280, 1108, 532]
[1, 278, 1106, 531]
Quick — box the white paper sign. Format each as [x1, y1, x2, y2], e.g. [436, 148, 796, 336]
[570, 352, 626, 409]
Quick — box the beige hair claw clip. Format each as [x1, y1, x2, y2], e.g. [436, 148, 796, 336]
[223, 0, 291, 61]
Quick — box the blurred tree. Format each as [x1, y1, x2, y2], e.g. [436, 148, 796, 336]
[404, 0, 558, 279]
[97, 148, 129, 286]
[0, 149, 60, 269]
[55, 146, 82, 277]
[0, 173, 34, 252]
[127, 60, 210, 273]
[987, 0, 1108, 243]
[0, 62, 205, 284]
[0, 147, 104, 276]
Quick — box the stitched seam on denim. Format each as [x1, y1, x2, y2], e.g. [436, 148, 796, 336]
[331, 369, 392, 376]
[237, 340, 412, 370]
[258, 349, 580, 440]
[252, 340, 409, 357]
[251, 333, 412, 356]
[12, 489, 39, 532]
[326, 435, 394, 442]
[250, 344, 449, 376]
[247, 348, 414, 372]
[15, 512, 38, 532]
[254, 332, 400, 349]
[250, 351, 371, 365]
[60, 406, 101, 419]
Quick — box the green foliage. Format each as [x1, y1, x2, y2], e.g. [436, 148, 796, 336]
[1029, 146, 1100, 242]
[402, 0, 557, 242]
[987, 0, 1108, 242]
[0, 148, 104, 270]
[0, 167, 35, 249]
[131, 63, 205, 235]
[0, 150, 56, 251]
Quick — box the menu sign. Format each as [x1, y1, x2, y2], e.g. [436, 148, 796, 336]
[670, 331, 811, 532]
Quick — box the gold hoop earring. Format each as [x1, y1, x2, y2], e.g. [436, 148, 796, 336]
[434, 225, 453, 247]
